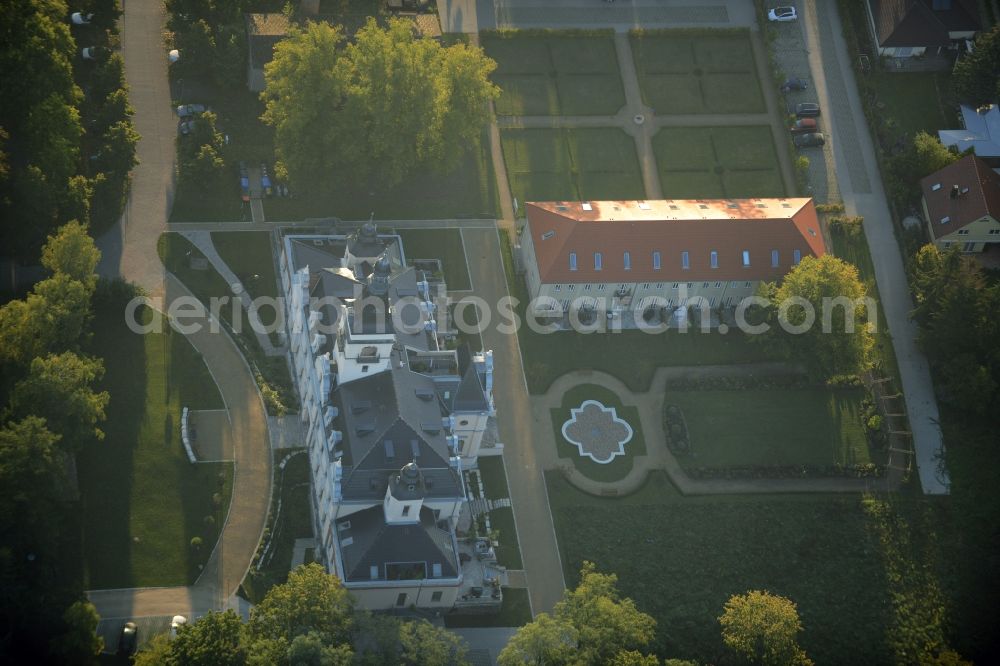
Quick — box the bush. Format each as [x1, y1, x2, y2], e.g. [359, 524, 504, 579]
[867, 414, 882, 431]
[190, 536, 203, 550]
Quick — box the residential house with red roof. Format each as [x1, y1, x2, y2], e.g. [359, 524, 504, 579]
[520, 199, 826, 316]
[920, 155, 1000, 257]
[863, 0, 980, 57]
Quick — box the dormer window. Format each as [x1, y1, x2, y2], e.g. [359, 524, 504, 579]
[623, 251, 631, 270]
[652, 251, 661, 270]
[681, 251, 690, 269]
[710, 250, 718, 268]
[569, 252, 578, 270]
[771, 250, 779, 267]
[742, 250, 751, 267]
[793, 250, 801, 264]
[594, 252, 603, 270]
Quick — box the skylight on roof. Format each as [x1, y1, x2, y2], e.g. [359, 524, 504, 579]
[638, 202, 651, 210]
[652, 251, 661, 270]
[940, 216, 951, 224]
[542, 231, 555, 240]
[569, 252, 578, 271]
[594, 252, 603, 270]
[623, 251, 631, 270]
[582, 202, 593, 211]
[931, 183, 942, 191]
[727, 203, 738, 209]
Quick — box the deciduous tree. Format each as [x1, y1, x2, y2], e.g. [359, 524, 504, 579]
[48, 600, 103, 664]
[399, 618, 468, 666]
[498, 613, 579, 666]
[719, 590, 812, 666]
[246, 563, 355, 647]
[170, 610, 246, 666]
[41, 220, 101, 288]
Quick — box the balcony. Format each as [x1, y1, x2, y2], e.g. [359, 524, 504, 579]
[452, 537, 504, 611]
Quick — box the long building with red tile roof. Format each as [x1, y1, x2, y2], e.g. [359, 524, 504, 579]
[920, 155, 1000, 254]
[520, 198, 826, 315]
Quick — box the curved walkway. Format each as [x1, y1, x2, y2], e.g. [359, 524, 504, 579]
[89, 0, 271, 620]
[539, 366, 895, 497]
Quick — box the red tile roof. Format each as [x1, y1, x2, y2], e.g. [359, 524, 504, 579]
[920, 155, 1000, 239]
[525, 199, 826, 284]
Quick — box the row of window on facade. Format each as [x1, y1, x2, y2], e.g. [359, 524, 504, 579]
[549, 295, 739, 310]
[942, 241, 981, 252]
[568, 249, 802, 272]
[552, 280, 754, 292]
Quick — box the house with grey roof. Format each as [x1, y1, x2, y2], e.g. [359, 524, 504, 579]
[939, 104, 1000, 168]
[279, 223, 502, 611]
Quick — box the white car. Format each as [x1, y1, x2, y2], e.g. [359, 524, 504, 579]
[80, 46, 108, 60]
[71, 12, 93, 25]
[768, 6, 798, 21]
[170, 615, 187, 638]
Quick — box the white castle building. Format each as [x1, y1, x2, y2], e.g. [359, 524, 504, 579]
[279, 223, 503, 611]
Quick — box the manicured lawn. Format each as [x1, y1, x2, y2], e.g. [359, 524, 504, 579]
[396, 228, 472, 291]
[545, 471, 957, 664]
[239, 450, 312, 603]
[490, 507, 523, 570]
[79, 295, 232, 588]
[264, 132, 498, 221]
[871, 72, 954, 138]
[482, 30, 625, 116]
[550, 383, 647, 483]
[211, 231, 279, 299]
[496, 226, 781, 394]
[653, 125, 786, 198]
[501, 127, 646, 206]
[444, 587, 532, 628]
[477, 456, 510, 501]
[629, 30, 765, 114]
[670, 387, 870, 468]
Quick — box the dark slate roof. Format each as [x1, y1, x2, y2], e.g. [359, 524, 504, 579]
[336, 505, 459, 583]
[335, 366, 462, 501]
[867, 0, 980, 48]
[246, 13, 290, 70]
[453, 362, 489, 412]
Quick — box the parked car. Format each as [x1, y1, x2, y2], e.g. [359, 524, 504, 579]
[175, 104, 206, 119]
[178, 119, 195, 136]
[793, 132, 826, 147]
[71, 11, 93, 25]
[239, 161, 250, 202]
[170, 615, 187, 639]
[789, 118, 818, 134]
[769, 6, 798, 21]
[795, 102, 821, 117]
[80, 46, 108, 60]
[118, 622, 138, 656]
[781, 77, 808, 92]
[260, 163, 272, 197]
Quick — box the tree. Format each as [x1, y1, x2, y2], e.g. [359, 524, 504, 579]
[133, 634, 173, 666]
[170, 610, 246, 666]
[178, 112, 226, 189]
[609, 650, 661, 665]
[498, 613, 579, 666]
[885, 132, 961, 207]
[0, 273, 93, 365]
[263, 18, 499, 189]
[246, 563, 355, 647]
[48, 600, 103, 664]
[952, 26, 1000, 106]
[553, 561, 656, 664]
[719, 591, 812, 666]
[41, 220, 101, 288]
[9, 352, 109, 448]
[399, 619, 468, 666]
[0, 417, 62, 519]
[758, 254, 874, 379]
[909, 245, 1000, 415]
[287, 632, 354, 665]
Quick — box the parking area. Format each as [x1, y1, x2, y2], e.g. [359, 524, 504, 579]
[767, 9, 840, 203]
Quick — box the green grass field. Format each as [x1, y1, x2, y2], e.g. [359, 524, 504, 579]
[546, 471, 957, 664]
[671, 387, 870, 467]
[482, 31, 625, 116]
[551, 383, 647, 482]
[78, 296, 232, 588]
[653, 125, 786, 198]
[629, 30, 765, 114]
[477, 456, 511, 501]
[211, 231, 279, 299]
[396, 228, 472, 291]
[501, 127, 646, 205]
[871, 72, 953, 138]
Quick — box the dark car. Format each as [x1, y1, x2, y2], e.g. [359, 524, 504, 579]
[178, 119, 195, 136]
[260, 163, 272, 197]
[790, 118, 818, 134]
[781, 77, 808, 92]
[793, 132, 826, 147]
[118, 622, 138, 656]
[795, 102, 821, 118]
[176, 104, 207, 119]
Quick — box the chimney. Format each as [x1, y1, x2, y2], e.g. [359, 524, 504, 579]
[950, 185, 959, 199]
